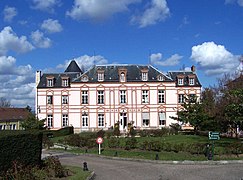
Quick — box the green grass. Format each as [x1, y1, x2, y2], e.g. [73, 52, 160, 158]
[64, 165, 91, 180]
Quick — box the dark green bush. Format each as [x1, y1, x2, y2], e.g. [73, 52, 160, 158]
[108, 137, 120, 148]
[0, 131, 42, 174]
[124, 137, 137, 150]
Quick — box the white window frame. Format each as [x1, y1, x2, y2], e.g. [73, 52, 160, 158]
[142, 90, 149, 103]
[47, 95, 53, 104]
[142, 72, 148, 81]
[98, 90, 104, 104]
[62, 95, 68, 104]
[158, 90, 165, 103]
[178, 78, 184, 85]
[82, 91, 88, 104]
[82, 113, 88, 127]
[47, 114, 53, 128]
[47, 79, 53, 87]
[62, 114, 68, 127]
[159, 112, 166, 126]
[98, 114, 104, 127]
[142, 112, 150, 127]
[62, 79, 69, 87]
[98, 73, 104, 82]
[120, 90, 126, 104]
[120, 72, 125, 82]
[189, 78, 195, 85]
[178, 94, 184, 103]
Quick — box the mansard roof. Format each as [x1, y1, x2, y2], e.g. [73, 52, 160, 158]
[64, 60, 83, 73]
[167, 71, 201, 87]
[73, 64, 172, 83]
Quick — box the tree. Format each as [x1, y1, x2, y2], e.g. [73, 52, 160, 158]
[0, 97, 11, 107]
[21, 114, 46, 130]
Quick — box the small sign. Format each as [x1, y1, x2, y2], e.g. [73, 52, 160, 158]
[96, 137, 104, 144]
[209, 132, 220, 140]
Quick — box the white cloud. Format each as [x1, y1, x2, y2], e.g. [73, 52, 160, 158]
[0, 26, 34, 55]
[150, 53, 182, 66]
[225, 0, 243, 6]
[57, 55, 108, 71]
[3, 6, 17, 22]
[131, 0, 170, 28]
[190, 42, 240, 76]
[41, 19, 63, 33]
[66, 0, 140, 21]
[31, 0, 61, 12]
[0, 56, 35, 108]
[30, 30, 52, 48]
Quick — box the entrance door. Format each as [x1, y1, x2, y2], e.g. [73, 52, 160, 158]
[120, 113, 127, 131]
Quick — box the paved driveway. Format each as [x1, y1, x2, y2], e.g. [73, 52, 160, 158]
[43, 150, 243, 180]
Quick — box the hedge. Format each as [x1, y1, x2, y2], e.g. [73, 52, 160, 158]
[0, 130, 43, 174]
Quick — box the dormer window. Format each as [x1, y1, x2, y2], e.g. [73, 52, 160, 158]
[141, 69, 148, 81]
[62, 77, 69, 87]
[81, 75, 89, 82]
[97, 69, 104, 82]
[47, 77, 54, 87]
[158, 75, 164, 81]
[189, 78, 195, 85]
[120, 72, 125, 82]
[178, 78, 184, 85]
[118, 68, 127, 82]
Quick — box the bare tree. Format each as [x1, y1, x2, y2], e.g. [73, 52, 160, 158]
[0, 97, 11, 107]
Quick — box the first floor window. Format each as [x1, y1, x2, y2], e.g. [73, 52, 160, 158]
[62, 95, 68, 104]
[98, 90, 104, 104]
[159, 112, 166, 126]
[82, 113, 88, 127]
[62, 114, 68, 127]
[142, 90, 149, 103]
[120, 90, 126, 104]
[47, 115, 53, 128]
[178, 94, 184, 103]
[47, 95, 53, 104]
[98, 114, 104, 127]
[142, 112, 149, 127]
[158, 90, 165, 103]
[82, 91, 88, 104]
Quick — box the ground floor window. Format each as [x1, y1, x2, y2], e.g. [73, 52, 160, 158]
[98, 114, 104, 127]
[82, 113, 88, 127]
[62, 114, 68, 127]
[159, 112, 166, 126]
[142, 112, 149, 127]
[47, 114, 53, 128]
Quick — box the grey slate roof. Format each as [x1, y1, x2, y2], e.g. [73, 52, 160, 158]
[167, 71, 201, 87]
[73, 64, 172, 83]
[64, 60, 83, 73]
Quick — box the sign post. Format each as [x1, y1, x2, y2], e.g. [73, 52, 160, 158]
[96, 137, 103, 155]
[208, 132, 220, 160]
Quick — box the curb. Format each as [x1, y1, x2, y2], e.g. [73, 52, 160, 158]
[86, 171, 96, 180]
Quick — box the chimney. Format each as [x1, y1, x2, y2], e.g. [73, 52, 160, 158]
[191, 65, 196, 72]
[36, 71, 41, 86]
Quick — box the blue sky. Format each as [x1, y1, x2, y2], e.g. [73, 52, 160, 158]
[0, 0, 243, 108]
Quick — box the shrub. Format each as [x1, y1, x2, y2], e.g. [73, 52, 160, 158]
[108, 137, 120, 148]
[43, 156, 67, 178]
[113, 123, 120, 137]
[124, 137, 137, 150]
[97, 129, 105, 138]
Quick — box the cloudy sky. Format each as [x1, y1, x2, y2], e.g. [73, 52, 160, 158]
[0, 0, 243, 108]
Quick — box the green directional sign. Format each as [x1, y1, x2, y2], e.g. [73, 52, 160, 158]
[209, 132, 220, 140]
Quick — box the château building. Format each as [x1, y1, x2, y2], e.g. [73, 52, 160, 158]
[36, 60, 201, 133]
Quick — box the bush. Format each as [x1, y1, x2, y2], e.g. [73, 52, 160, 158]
[113, 123, 120, 137]
[97, 129, 105, 138]
[124, 137, 137, 150]
[43, 156, 67, 178]
[108, 137, 120, 148]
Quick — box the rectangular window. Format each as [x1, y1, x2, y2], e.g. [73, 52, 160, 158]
[120, 90, 126, 104]
[98, 90, 104, 104]
[178, 94, 184, 103]
[142, 72, 148, 81]
[158, 90, 165, 103]
[82, 91, 88, 104]
[142, 90, 149, 103]
[189, 78, 195, 85]
[47, 114, 53, 128]
[142, 112, 149, 127]
[0, 125, 2, 130]
[62, 79, 69, 87]
[12, 124, 16, 130]
[98, 73, 104, 81]
[178, 78, 184, 85]
[98, 114, 104, 127]
[159, 112, 166, 126]
[62, 114, 68, 127]
[62, 95, 68, 104]
[47, 79, 53, 87]
[120, 73, 125, 82]
[82, 113, 88, 127]
[47, 95, 53, 104]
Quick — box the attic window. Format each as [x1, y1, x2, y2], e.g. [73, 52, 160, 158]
[189, 78, 195, 85]
[120, 73, 125, 82]
[46, 77, 54, 87]
[62, 77, 69, 87]
[81, 75, 89, 82]
[158, 75, 164, 81]
[118, 68, 127, 83]
[178, 78, 184, 85]
[98, 73, 104, 81]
